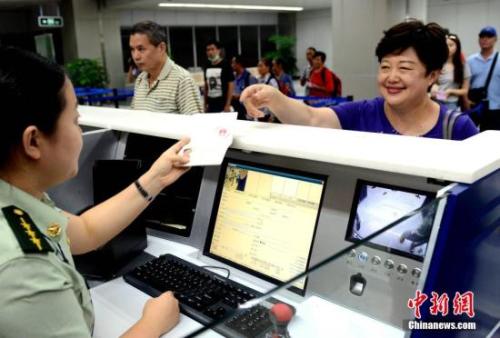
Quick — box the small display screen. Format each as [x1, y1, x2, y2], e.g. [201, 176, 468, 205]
[345, 180, 436, 261]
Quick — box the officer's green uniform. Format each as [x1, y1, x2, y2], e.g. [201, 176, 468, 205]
[0, 179, 94, 337]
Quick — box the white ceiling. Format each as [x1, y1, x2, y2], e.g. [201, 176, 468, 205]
[0, 0, 332, 12]
[106, 0, 332, 11]
[0, 0, 56, 9]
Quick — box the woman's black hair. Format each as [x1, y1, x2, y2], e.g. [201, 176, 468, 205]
[375, 20, 448, 74]
[447, 33, 465, 87]
[0, 46, 66, 167]
[313, 51, 327, 63]
[259, 57, 272, 71]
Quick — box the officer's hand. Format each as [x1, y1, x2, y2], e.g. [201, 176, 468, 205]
[141, 291, 180, 336]
[149, 137, 190, 188]
[240, 84, 280, 119]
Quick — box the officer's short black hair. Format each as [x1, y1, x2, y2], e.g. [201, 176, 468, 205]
[130, 21, 167, 47]
[375, 20, 448, 75]
[314, 51, 327, 63]
[0, 46, 66, 167]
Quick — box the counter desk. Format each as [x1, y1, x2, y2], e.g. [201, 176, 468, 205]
[51, 106, 499, 338]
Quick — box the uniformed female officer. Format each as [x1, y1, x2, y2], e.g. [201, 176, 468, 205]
[0, 46, 187, 337]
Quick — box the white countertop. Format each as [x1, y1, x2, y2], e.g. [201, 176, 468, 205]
[78, 106, 500, 184]
[90, 236, 405, 338]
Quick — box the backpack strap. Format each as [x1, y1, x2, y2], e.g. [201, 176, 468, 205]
[484, 51, 498, 93]
[320, 67, 335, 96]
[442, 109, 462, 140]
[243, 71, 250, 88]
[320, 67, 328, 87]
[331, 72, 342, 97]
[265, 74, 277, 86]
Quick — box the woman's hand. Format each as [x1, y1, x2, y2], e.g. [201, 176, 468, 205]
[240, 84, 280, 119]
[148, 137, 191, 188]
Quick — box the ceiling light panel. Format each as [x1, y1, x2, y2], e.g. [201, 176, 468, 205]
[158, 3, 303, 12]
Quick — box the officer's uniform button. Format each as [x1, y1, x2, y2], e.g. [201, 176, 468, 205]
[47, 223, 61, 237]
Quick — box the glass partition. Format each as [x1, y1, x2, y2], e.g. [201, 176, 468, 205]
[181, 196, 444, 338]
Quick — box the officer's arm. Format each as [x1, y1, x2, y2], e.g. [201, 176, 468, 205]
[66, 138, 190, 255]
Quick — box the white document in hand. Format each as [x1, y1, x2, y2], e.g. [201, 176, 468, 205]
[180, 113, 236, 167]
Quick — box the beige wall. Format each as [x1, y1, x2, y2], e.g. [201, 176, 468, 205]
[428, 0, 500, 57]
[63, 0, 499, 93]
[330, 0, 427, 100]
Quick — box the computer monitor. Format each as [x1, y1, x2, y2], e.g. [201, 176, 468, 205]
[203, 158, 327, 295]
[125, 134, 203, 237]
[74, 159, 147, 279]
[345, 180, 436, 262]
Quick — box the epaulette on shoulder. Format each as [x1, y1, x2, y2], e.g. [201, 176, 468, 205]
[2, 205, 53, 254]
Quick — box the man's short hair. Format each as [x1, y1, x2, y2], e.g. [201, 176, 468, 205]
[307, 47, 317, 53]
[273, 57, 285, 67]
[313, 51, 326, 63]
[233, 55, 247, 67]
[206, 40, 222, 49]
[131, 21, 167, 47]
[375, 20, 448, 75]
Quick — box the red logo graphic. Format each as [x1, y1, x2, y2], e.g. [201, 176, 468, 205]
[408, 290, 475, 319]
[452, 291, 475, 318]
[429, 292, 449, 316]
[408, 290, 428, 319]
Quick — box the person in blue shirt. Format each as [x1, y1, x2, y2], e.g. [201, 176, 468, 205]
[272, 57, 296, 97]
[467, 26, 500, 131]
[231, 55, 257, 120]
[241, 20, 478, 140]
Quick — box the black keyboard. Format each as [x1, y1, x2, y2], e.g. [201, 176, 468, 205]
[123, 253, 289, 338]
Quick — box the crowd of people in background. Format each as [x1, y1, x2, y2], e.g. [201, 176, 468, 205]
[0, 15, 499, 338]
[241, 20, 479, 140]
[428, 25, 499, 131]
[123, 19, 499, 132]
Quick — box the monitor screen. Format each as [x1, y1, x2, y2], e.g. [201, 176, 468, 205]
[345, 180, 436, 262]
[203, 159, 327, 295]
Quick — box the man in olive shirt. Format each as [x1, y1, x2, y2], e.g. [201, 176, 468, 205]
[130, 21, 202, 114]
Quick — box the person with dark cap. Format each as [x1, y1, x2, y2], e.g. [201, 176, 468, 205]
[467, 26, 499, 130]
[231, 55, 257, 120]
